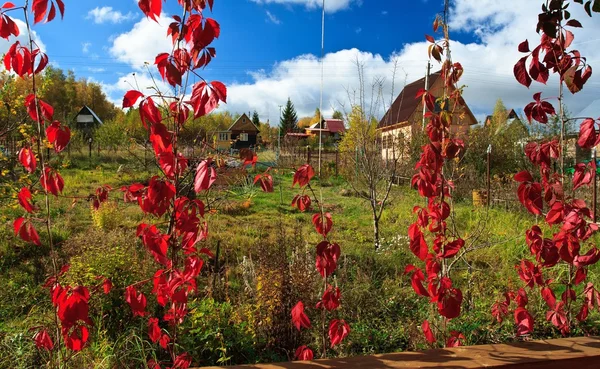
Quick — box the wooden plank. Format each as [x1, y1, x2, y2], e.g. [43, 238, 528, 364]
[195, 336, 600, 369]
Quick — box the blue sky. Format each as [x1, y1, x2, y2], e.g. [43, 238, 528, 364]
[4, 0, 600, 124]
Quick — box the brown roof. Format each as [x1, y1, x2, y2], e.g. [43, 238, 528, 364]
[378, 72, 441, 129]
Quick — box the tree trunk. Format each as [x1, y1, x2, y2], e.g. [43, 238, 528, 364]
[373, 214, 380, 251]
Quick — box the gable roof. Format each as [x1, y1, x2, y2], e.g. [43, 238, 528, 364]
[76, 105, 103, 124]
[228, 113, 259, 133]
[378, 72, 441, 129]
[308, 119, 346, 133]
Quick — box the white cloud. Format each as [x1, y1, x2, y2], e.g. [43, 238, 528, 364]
[219, 1, 600, 125]
[82, 42, 91, 54]
[355, 27, 362, 34]
[266, 10, 281, 24]
[86, 6, 135, 24]
[381, 10, 388, 15]
[109, 14, 173, 69]
[250, 0, 358, 13]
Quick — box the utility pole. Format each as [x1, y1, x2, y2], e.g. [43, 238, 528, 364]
[318, 0, 326, 176]
[277, 104, 282, 162]
[422, 60, 431, 129]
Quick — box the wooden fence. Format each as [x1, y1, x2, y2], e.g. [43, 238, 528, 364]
[196, 336, 600, 369]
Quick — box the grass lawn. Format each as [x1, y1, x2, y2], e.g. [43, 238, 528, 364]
[1, 151, 600, 368]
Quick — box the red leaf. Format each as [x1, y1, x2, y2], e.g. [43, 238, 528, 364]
[541, 286, 556, 308]
[408, 223, 428, 261]
[293, 164, 315, 187]
[514, 171, 533, 182]
[312, 212, 333, 237]
[514, 56, 532, 88]
[18, 187, 36, 213]
[328, 319, 350, 347]
[294, 345, 313, 361]
[254, 172, 274, 193]
[446, 331, 465, 347]
[45, 121, 70, 153]
[578, 118, 598, 149]
[422, 320, 436, 343]
[210, 81, 227, 103]
[316, 284, 341, 311]
[315, 241, 341, 277]
[123, 90, 144, 108]
[40, 167, 64, 196]
[125, 285, 147, 317]
[405, 265, 429, 297]
[18, 147, 36, 173]
[159, 334, 170, 349]
[102, 278, 112, 294]
[291, 301, 310, 331]
[194, 159, 217, 192]
[138, 0, 162, 21]
[14, 217, 41, 245]
[2, 2, 16, 8]
[514, 307, 534, 336]
[189, 81, 226, 118]
[148, 317, 161, 343]
[33, 329, 54, 350]
[425, 34, 435, 43]
[291, 194, 312, 212]
[32, 0, 64, 24]
[518, 40, 530, 53]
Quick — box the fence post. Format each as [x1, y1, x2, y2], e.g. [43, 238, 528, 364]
[307, 146, 311, 165]
[335, 149, 339, 176]
[486, 144, 492, 208]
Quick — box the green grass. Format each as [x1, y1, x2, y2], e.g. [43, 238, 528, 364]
[2, 152, 600, 367]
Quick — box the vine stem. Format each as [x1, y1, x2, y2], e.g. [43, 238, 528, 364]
[22, 1, 63, 365]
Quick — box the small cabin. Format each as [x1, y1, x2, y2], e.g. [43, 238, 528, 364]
[215, 113, 260, 150]
[74, 105, 103, 138]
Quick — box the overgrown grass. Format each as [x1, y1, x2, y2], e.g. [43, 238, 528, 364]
[2, 153, 600, 367]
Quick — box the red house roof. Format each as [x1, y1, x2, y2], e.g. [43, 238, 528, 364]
[308, 119, 346, 133]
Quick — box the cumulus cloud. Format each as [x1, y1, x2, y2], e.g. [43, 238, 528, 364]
[222, 1, 600, 124]
[250, 0, 358, 13]
[109, 14, 173, 69]
[82, 42, 91, 54]
[87, 6, 135, 24]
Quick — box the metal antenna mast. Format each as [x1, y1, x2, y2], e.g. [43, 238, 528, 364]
[318, 0, 325, 176]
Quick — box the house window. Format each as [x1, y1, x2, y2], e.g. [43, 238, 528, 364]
[219, 133, 229, 141]
[239, 133, 249, 141]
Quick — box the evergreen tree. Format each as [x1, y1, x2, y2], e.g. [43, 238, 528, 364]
[279, 97, 298, 135]
[252, 110, 260, 127]
[332, 110, 344, 120]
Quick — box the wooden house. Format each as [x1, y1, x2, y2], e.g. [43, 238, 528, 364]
[377, 71, 478, 160]
[214, 113, 260, 151]
[73, 105, 103, 138]
[305, 119, 346, 141]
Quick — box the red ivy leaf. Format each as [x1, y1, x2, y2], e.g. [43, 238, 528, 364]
[514, 56, 532, 88]
[45, 121, 71, 153]
[312, 212, 333, 237]
[328, 319, 350, 347]
[138, 0, 161, 21]
[125, 285, 147, 317]
[577, 118, 598, 149]
[291, 301, 310, 331]
[14, 217, 41, 245]
[316, 241, 341, 277]
[33, 329, 54, 350]
[292, 194, 312, 212]
[18, 187, 36, 213]
[518, 40, 530, 53]
[422, 320, 436, 343]
[446, 331, 465, 347]
[18, 147, 37, 173]
[123, 90, 144, 108]
[194, 159, 217, 193]
[294, 345, 313, 361]
[293, 164, 315, 187]
[148, 317, 161, 343]
[32, 0, 64, 24]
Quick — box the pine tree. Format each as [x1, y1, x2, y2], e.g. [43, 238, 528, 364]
[332, 110, 344, 120]
[252, 110, 260, 127]
[279, 97, 298, 135]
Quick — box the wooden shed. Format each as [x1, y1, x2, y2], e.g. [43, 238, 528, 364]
[74, 105, 103, 138]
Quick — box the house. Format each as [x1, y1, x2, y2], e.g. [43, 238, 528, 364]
[305, 119, 346, 140]
[484, 108, 522, 127]
[214, 113, 260, 151]
[377, 71, 478, 160]
[73, 105, 103, 138]
[568, 99, 600, 163]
